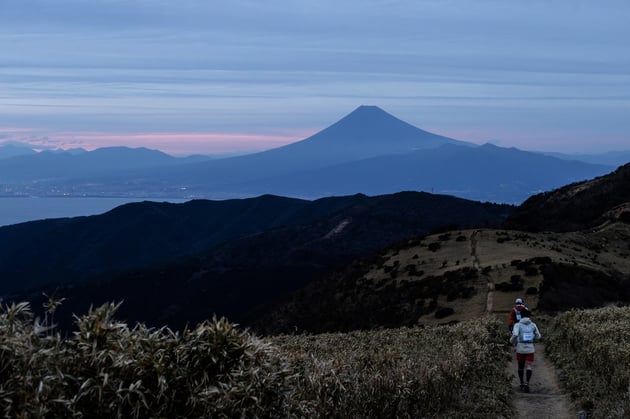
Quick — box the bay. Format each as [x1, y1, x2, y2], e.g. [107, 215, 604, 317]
[0, 197, 189, 227]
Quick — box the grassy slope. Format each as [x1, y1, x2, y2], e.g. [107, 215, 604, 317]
[371, 223, 630, 324]
[259, 222, 630, 334]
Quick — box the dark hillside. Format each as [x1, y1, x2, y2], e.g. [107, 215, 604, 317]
[537, 263, 630, 311]
[504, 162, 630, 232]
[0, 194, 364, 293]
[9, 192, 512, 330]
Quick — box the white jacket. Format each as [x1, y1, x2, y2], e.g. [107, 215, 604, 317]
[510, 317, 541, 354]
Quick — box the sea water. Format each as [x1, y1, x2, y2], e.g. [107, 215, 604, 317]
[0, 197, 189, 227]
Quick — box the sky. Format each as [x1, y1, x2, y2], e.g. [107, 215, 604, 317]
[1, 0, 629, 156]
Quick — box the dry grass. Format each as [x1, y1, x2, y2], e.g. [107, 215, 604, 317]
[0, 301, 512, 418]
[270, 316, 512, 418]
[360, 224, 630, 325]
[544, 306, 630, 418]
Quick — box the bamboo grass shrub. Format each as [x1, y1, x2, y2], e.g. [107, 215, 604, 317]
[271, 316, 512, 418]
[545, 306, 630, 418]
[0, 301, 63, 418]
[0, 301, 299, 418]
[1, 300, 511, 418]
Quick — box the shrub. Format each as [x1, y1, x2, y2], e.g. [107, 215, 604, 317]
[446, 289, 459, 301]
[531, 256, 552, 265]
[524, 266, 539, 276]
[495, 281, 524, 292]
[0, 302, 297, 418]
[272, 317, 511, 418]
[464, 268, 479, 279]
[461, 287, 476, 299]
[428, 299, 438, 312]
[405, 264, 426, 278]
[435, 307, 455, 319]
[545, 307, 630, 417]
[0, 302, 513, 418]
[525, 287, 538, 295]
[428, 242, 441, 252]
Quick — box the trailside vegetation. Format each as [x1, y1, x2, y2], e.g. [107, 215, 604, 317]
[0, 301, 511, 418]
[0, 302, 296, 418]
[270, 317, 512, 418]
[544, 306, 630, 418]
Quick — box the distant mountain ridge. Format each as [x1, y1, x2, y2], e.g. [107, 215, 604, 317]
[505, 162, 630, 232]
[0, 146, 210, 182]
[231, 142, 611, 203]
[0, 106, 619, 203]
[142, 106, 474, 191]
[0, 142, 38, 160]
[542, 150, 630, 167]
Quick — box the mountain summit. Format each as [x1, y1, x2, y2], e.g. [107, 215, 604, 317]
[306, 105, 465, 147]
[164, 106, 474, 190]
[268, 105, 471, 164]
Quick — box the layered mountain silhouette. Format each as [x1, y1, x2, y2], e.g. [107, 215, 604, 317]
[544, 150, 630, 167]
[105, 106, 475, 196]
[0, 106, 617, 203]
[3, 159, 630, 333]
[504, 162, 630, 232]
[0, 146, 209, 182]
[253, 164, 630, 334]
[0, 142, 38, 160]
[0, 191, 511, 329]
[228, 143, 611, 203]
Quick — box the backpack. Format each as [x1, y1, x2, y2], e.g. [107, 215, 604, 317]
[518, 322, 536, 343]
[514, 304, 528, 322]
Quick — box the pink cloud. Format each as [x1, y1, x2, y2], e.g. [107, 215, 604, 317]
[0, 128, 316, 156]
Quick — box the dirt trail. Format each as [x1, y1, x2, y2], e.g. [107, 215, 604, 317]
[508, 343, 579, 419]
[470, 230, 494, 313]
[470, 230, 481, 270]
[469, 231, 579, 417]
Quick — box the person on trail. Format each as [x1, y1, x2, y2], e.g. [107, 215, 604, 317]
[510, 308, 541, 392]
[508, 297, 528, 332]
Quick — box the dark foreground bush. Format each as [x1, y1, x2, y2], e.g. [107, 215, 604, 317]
[0, 302, 512, 418]
[0, 301, 298, 418]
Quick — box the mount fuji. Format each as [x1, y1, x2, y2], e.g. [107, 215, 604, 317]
[145, 106, 613, 203]
[0, 106, 615, 203]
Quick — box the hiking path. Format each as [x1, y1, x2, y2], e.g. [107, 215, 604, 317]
[470, 229, 580, 418]
[508, 343, 579, 419]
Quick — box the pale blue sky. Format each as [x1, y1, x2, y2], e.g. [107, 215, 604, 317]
[1, 0, 629, 155]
